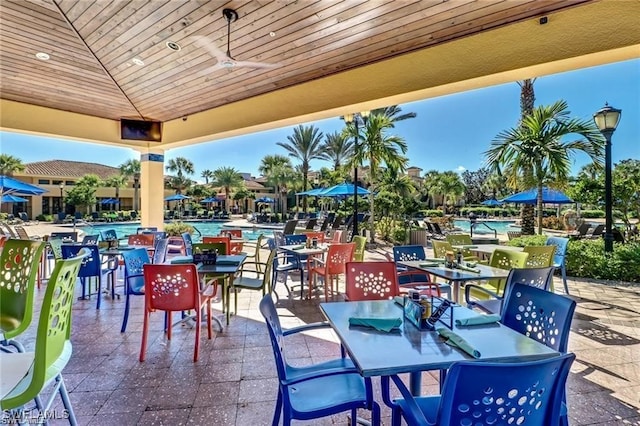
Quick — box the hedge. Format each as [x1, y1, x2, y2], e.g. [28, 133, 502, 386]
[508, 236, 640, 282]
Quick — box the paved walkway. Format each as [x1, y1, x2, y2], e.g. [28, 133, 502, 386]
[5, 246, 639, 425]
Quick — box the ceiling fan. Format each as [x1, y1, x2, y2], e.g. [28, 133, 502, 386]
[193, 8, 279, 70]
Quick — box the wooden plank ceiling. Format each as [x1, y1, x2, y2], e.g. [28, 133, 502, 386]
[0, 0, 591, 123]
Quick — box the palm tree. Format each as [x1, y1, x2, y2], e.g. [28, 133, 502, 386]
[348, 113, 409, 242]
[517, 79, 537, 235]
[165, 157, 195, 194]
[119, 159, 141, 211]
[103, 174, 128, 211]
[0, 154, 25, 176]
[277, 125, 325, 212]
[211, 166, 243, 211]
[319, 131, 353, 171]
[485, 100, 605, 234]
[438, 171, 466, 211]
[201, 169, 214, 184]
[372, 105, 417, 124]
[259, 155, 294, 215]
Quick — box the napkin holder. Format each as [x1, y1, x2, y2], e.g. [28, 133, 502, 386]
[403, 296, 454, 331]
[193, 251, 217, 265]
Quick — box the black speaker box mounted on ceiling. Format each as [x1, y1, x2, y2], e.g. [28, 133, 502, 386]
[120, 119, 162, 142]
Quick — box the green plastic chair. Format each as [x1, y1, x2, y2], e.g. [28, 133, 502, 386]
[352, 235, 366, 262]
[445, 234, 479, 260]
[523, 245, 556, 268]
[0, 249, 86, 423]
[431, 240, 452, 258]
[466, 249, 529, 302]
[0, 239, 46, 352]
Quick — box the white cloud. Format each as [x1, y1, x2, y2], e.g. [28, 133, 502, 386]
[456, 166, 467, 172]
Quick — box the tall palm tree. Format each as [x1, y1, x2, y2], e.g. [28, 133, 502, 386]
[348, 114, 408, 242]
[485, 100, 605, 234]
[372, 105, 417, 125]
[277, 125, 325, 212]
[212, 166, 243, 211]
[517, 79, 537, 235]
[436, 171, 466, 210]
[201, 169, 214, 184]
[259, 155, 294, 215]
[0, 154, 25, 176]
[165, 157, 195, 194]
[119, 159, 141, 211]
[103, 174, 128, 211]
[319, 131, 353, 171]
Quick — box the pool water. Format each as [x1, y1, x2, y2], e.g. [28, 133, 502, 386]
[453, 220, 520, 234]
[81, 222, 272, 242]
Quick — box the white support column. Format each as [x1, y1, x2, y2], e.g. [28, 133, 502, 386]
[139, 149, 165, 230]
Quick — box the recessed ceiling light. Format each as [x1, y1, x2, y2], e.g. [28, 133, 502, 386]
[35, 52, 50, 61]
[166, 41, 181, 51]
[132, 57, 145, 66]
[269, 31, 276, 37]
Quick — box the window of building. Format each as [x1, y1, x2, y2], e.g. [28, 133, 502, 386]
[52, 180, 62, 185]
[65, 181, 75, 185]
[38, 179, 50, 185]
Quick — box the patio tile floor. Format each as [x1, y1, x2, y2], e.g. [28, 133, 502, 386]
[5, 246, 639, 425]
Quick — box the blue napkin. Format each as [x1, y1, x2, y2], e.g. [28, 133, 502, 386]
[349, 316, 402, 332]
[455, 314, 500, 327]
[437, 328, 481, 358]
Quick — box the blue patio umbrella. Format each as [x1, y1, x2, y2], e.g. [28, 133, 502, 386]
[481, 198, 503, 206]
[320, 183, 370, 197]
[256, 196, 275, 203]
[296, 187, 326, 196]
[100, 198, 120, 204]
[500, 187, 573, 204]
[1, 194, 28, 203]
[164, 194, 191, 201]
[0, 175, 47, 196]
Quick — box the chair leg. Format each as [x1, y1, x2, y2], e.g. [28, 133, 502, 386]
[139, 311, 149, 362]
[272, 388, 283, 426]
[57, 374, 78, 426]
[121, 292, 130, 333]
[166, 312, 173, 340]
[95, 277, 102, 309]
[561, 264, 569, 295]
[206, 300, 213, 339]
[194, 307, 201, 362]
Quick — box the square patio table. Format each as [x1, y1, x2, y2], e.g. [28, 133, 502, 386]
[452, 243, 523, 261]
[320, 300, 558, 396]
[398, 260, 509, 303]
[278, 244, 328, 298]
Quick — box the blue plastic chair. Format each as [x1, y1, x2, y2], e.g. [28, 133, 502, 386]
[384, 353, 575, 426]
[465, 266, 555, 315]
[259, 295, 380, 425]
[501, 283, 577, 426]
[182, 232, 193, 256]
[81, 234, 100, 245]
[61, 244, 112, 309]
[120, 248, 151, 333]
[100, 229, 118, 242]
[546, 236, 569, 294]
[392, 245, 428, 284]
[152, 238, 169, 264]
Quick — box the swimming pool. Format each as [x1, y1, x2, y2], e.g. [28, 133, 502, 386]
[80, 222, 273, 242]
[453, 220, 520, 234]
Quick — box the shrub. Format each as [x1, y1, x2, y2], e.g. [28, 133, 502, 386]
[509, 236, 640, 282]
[580, 210, 605, 218]
[164, 222, 194, 236]
[392, 227, 407, 245]
[542, 216, 564, 230]
[421, 209, 443, 217]
[565, 239, 640, 282]
[376, 217, 396, 242]
[35, 214, 53, 222]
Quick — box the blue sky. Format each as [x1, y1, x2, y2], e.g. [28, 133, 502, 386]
[1, 59, 638, 181]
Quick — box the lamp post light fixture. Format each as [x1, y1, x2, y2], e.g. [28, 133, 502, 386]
[59, 182, 64, 213]
[342, 110, 370, 240]
[593, 102, 622, 253]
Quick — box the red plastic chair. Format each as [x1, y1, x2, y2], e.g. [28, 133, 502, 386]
[303, 231, 325, 244]
[329, 230, 343, 243]
[309, 242, 355, 301]
[128, 233, 155, 247]
[345, 261, 400, 301]
[140, 264, 214, 362]
[383, 253, 441, 297]
[203, 236, 230, 255]
[220, 229, 243, 239]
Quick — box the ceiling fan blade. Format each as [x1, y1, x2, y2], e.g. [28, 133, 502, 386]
[233, 60, 280, 69]
[192, 35, 229, 63]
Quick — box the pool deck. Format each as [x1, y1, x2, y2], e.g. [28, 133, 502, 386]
[7, 241, 639, 425]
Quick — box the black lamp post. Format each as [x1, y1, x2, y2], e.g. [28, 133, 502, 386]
[593, 102, 622, 253]
[343, 110, 369, 240]
[59, 183, 64, 213]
